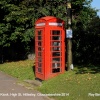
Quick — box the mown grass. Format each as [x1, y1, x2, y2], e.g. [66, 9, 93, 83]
[0, 60, 100, 100]
[38, 71, 100, 100]
[38, 65, 100, 100]
[0, 60, 35, 80]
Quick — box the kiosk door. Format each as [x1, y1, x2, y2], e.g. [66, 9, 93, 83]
[35, 29, 44, 75]
[50, 30, 62, 73]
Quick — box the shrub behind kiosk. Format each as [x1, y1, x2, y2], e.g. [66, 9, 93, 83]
[35, 16, 65, 80]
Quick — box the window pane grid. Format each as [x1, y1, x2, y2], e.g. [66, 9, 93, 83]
[50, 30, 62, 73]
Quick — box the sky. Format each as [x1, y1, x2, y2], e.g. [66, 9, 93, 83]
[91, 0, 100, 16]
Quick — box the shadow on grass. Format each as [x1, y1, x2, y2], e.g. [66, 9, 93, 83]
[74, 64, 100, 74]
[32, 65, 35, 75]
[31, 65, 43, 82]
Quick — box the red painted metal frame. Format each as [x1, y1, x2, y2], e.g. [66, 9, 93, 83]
[35, 16, 65, 80]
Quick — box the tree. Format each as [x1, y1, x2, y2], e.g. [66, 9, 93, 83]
[0, 0, 99, 64]
[0, 0, 35, 61]
[85, 16, 100, 64]
[72, 0, 99, 64]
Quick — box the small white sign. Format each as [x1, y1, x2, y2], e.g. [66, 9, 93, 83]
[49, 22, 62, 26]
[36, 23, 45, 26]
[66, 29, 73, 38]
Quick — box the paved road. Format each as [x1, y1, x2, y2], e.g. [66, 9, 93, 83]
[0, 71, 51, 100]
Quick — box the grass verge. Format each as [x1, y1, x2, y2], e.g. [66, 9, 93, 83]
[38, 65, 100, 100]
[0, 60, 100, 100]
[0, 60, 35, 80]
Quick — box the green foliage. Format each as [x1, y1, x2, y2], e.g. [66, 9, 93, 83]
[0, 23, 10, 47]
[0, 0, 34, 47]
[72, 0, 100, 64]
[0, 0, 100, 64]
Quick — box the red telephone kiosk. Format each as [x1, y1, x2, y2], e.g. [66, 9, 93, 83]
[35, 16, 65, 80]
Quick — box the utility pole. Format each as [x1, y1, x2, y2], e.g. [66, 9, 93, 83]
[46, 0, 73, 70]
[66, 0, 73, 70]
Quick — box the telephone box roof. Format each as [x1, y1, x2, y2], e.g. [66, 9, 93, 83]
[37, 16, 64, 21]
[35, 16, 65, 28]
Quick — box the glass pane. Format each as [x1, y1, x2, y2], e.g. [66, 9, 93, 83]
[38, 47, 42, 51]
[52, 63, 60, 68]
[52, 68, 60, 73]
[38, 36, 41, 40]
[52, 58, 60, 62]
[52, 52, 60, 57]
[38, 52, 42, 56]
[38, 63, 42, 67]
[38, 68, 42, 72]
[38, 58, 42, 62]
[38, 42, 42, 46]
[52, 42, 61, 46]
[52, 47, 61, 51]
[52, 36, 61, 40]
[52, 30, 60, 35]
[38, 30, 42, 35]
